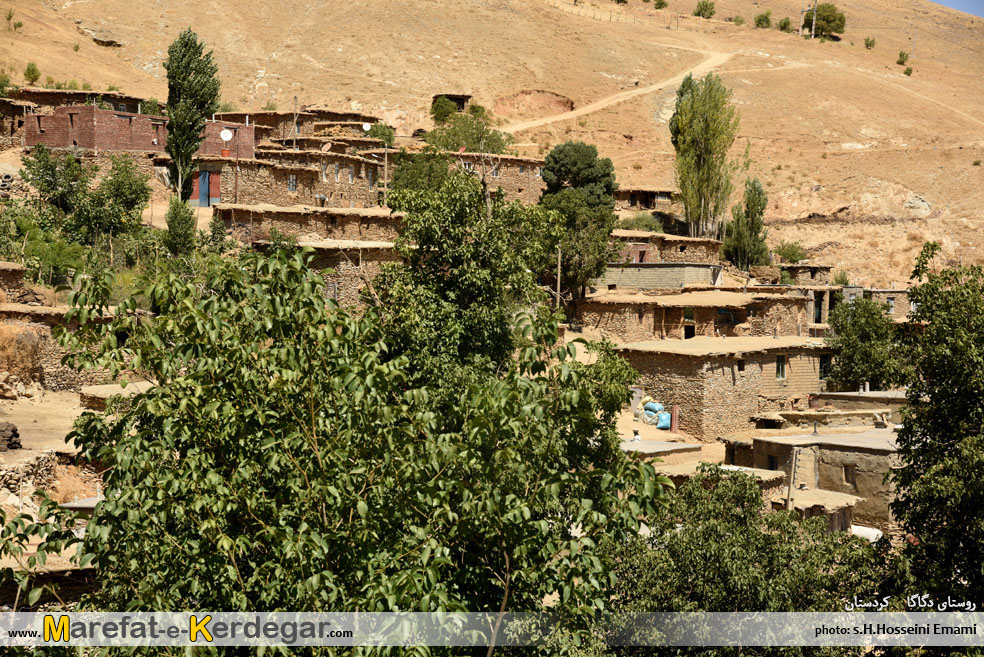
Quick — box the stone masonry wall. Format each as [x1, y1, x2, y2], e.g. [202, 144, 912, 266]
[219, 160, 379, 209]
[816, 446, 896, 531]
[575, 304, 655, 343]
[748, 298, 809, 337]
[220, 207, 402, 244]
[594, 263, 718, 290]
[309, 249, 402, 307]
[869, 290, 910, 322]
[657, 240, 720, 265]
[623, 351, 708, 438]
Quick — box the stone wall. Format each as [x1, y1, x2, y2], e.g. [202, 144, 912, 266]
[575, 303, 656, 343]
[748, 298, 809, 337]
[217, 159, 380, 209]
[757, 349, 826, 407]
[781, 265, 832, 285]
[623, 351, 708, 438]
[219, 206, 403, 243]
[214, 112, 321, 141]
[0, 451, 57, 495]
[594, 263, 720, 290]
[455, 155, 546, 206]
[309, 248, 402, 307]
[656, 238, 720, 265]
[868, 290, 910, 322]
[0, 264, 26, 299]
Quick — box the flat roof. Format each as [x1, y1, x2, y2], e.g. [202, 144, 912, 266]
[618, 335, 827, 357]
[215, 110, 318, 119]
[616, 186, 676, 194]
[753, 428, 898, 452]
[456, 151, 545, 165]
[610, 229, 721, 245]
[779, 262, 833, 269]
[787, 488, 863, 511]
[254, 238, 396, 250]
[584, 290, 798, 308]
[213, 203, 402, 218]
[11, 87, 145, 101]
[0, 261, 25, 271]
[255, 147, 376, 165]
[656, 462, 786, 485]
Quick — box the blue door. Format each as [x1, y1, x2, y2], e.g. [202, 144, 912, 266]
[199, 170, 210, 207]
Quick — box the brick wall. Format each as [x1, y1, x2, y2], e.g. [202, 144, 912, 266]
[219, 205, 403, 243]
[309, 248, 402, 307]
[757, 349, 826, 405]
[816, 446, 896, 531]
[214, 112, 321, 141]
[217, 159, 380, 209]
[594, 263, 719, 289]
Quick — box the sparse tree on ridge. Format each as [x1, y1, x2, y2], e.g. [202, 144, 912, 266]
[803, 3, 846, 39]
[670, 73, 740, 238]
[163, 28, 220, 201]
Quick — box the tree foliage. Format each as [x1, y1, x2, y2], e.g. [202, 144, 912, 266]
[56, 247, 669, 635]
[23, 61, 40, 85]
[390, 149, 453, 194]
[693, 0, 715, 18]
[754, 10, 772, 28]
[542, 189, 617, 301]
[163, 28, 220, 200]
[826, 296, 900, 391]
[891, 242, 984, 603]
[722, 177, 769, 271]
[424, 109, 512, 154]
[367, 123, 396, 148]
[429, 95, 458, 125]
[670, 73, 740, 237]
[163, 196, 195, 256]
[542, 141, 618, 209]
[803, 3, 846, 38]
[19, 145, 95, 217]
[773, 240, 807, 263]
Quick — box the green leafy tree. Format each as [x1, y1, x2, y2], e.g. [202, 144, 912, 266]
[430, 95, 458, 124]
[23, 61, 39, 85]
[542, 189, 617, 301]
[754, 10, 772, 28]
[693, 0, 715, 18]
[379, 171, 561, 391]
[605, 466, 893, 632]
[56, 248, 668, 631]
[826, 296, 900, 391]
[163, 196, 195, 255]
[669, 73, 740, 237]
[542, 141, 618, 209]
[424, 110, 512, 154]
[163, 28, 220, 200]
[19, 145, 95, 216]
[773, 240, 807, 262]
[616, 212, 663, 233]
[208, 211, 226, 249]
[803, 3, 846, 38]
[140, 97, 164, 116]
[390, 149, 453, 194]
[777, 16, 793, 32]
[833, 270, 850, 285]
[891, 242, 984, 603]
[367, 123, 396, 148]
[722, 177, 769, 271]
[95, 154, 151, 232]
[0, 72, 11, 97]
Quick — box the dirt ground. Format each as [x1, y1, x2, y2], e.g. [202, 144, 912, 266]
[0, 390, 83, 461]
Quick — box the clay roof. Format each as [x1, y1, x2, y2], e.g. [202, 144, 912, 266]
[779, 261, 833, 269]
[213, 203, 402, 219]
[255, 147, 377, 165]
[215, 110, 318, 119]
[618, 335, 828, 357]
[656, 462, 786, 486]
[752, 429, 898, 452]
[616, 185, 676, 194]
[10, 87, 145, 102]
[0, 261, 25, 271]
[456, 152, 545, 165]
[786, 488, 863, 511]
[610, 229, 721, 245]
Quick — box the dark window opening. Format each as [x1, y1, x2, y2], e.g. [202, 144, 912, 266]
[684, 325, 696, 339]
[776, 355, 787, 380]
[678, 245, 686, 252]
[819, 354, 832, 380]
[737, 359, 746, 372]
[767, 455, 779, 471]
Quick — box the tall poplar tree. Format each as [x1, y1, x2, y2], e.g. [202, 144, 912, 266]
[670, 73, 740, 238]
[163, 28, 220, 201]
[722, 177, 770, 271]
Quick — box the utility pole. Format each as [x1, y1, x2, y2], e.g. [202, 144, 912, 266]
[292, 95, 298, 151]
[556, 246, 562, 309]
[811, 0, 818, 39]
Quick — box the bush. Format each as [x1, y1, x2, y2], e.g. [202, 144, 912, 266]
[429, 95, 458, 125]
[164, 196, 196, 256]
[897, 51, 910, 65]
[261, 100, 277, 111]
[73, 42, 80, 52]
[974, 160, 981, 166]
[733, 15, 745, 25]
[754, 10, 771, 28]
[653, 0, 668, 7]
[23, 62, 39, 85]
[617, 212, 663, 233]
[864, 37, 876, 49]
[140, 97, 163, 116]
[693, 0, 715, 18]
[0, 72, 10, 98]
[217, 101, 236, 112]
[367, 123, 396, 148]
[904, 67, 913, 76]
[833, 270, 850, 285]
[777, 16, 793, 32]
[802, 3, 846, 38]
[774, 240, 807, 263]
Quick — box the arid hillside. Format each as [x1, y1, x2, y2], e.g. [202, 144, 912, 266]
[2, 0, 982, 284]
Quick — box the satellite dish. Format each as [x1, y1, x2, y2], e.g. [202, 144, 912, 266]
[220, 128, 234, 142]
[362, 123, 372, 132]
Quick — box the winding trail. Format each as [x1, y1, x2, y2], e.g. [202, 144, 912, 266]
[502, 49, 734, 134]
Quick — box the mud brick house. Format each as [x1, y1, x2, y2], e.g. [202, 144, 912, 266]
[7, 87, 147, 114]
[214, 110, 321, 142]
[723, 429, 898, 533]
[314, 122, 377, 138]
[300, 105, 381, 124]
[610, 229, 721, 265]
[867, 288, 911, 322]
[614, 186, 676, 212]
[744, 284, 838, 334]
[618, 336, 831, 440]
[575, 290, 810, 343]
[431, 94, 472, 113]
[454, 153, 546, 205]
[0, 98, 36, 150]
[25, 106, 254, 158]
[214, 203, 403, 244]
[778, 261, 833, 285]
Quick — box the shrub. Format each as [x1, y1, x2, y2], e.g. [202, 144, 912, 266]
[140, 97, 163, 116]
[904, 67, 913, 76]
[974, 160, 981, 166]
[429, 95, 458, 125]
[3, 8, 12, 29]
[864, 37, 875, 49]
[23, 62, 40, 85]
[693, 0, 715, 18]
[66, 79, 79, 90]
[774, 240, 808, 263]
[261, 100, 277, 111]
[367, 123, 396, 148]
[777, 16, 793, 32]
[733, 15, 745, 25]
[754, 10, 771, 28]
[164, 196, 196, 256]
[897, 51, 910, 65]
[106, 84, 120, 91]
[617, 212, 663, 233]
[0, 72, 10, 98]
[217, 101, 236, 112]
[833, 270, 850, 285]
[11, 19, 20, 31]
[654, 0, 668, 7]
[81, 81, 92, 90]
[73, 42, 80, 52]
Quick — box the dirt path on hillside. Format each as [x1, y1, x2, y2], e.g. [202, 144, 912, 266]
[503, 49, 734, 134]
